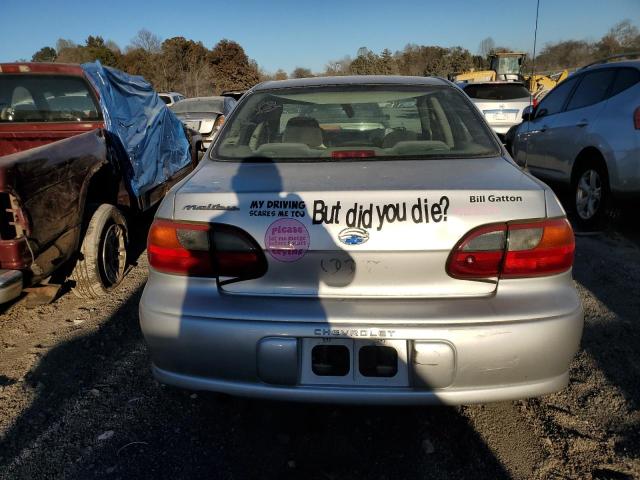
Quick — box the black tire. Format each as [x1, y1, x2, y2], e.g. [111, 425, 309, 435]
[71, 204, 128, 299]
[572, 160, 609, 231]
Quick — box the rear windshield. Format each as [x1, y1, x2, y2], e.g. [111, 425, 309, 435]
[463, 83, 530, 100]
[213, 85, 499, 162]
[171, 97, 236, 114]
[0, 74, 101, 122]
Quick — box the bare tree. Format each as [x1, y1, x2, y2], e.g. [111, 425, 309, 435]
[478, 37, 495, 57]
[55, 38, 77, 52]
[324, 56, 351, 76]
[131, 29, 161, 53]
[105, 39, 121, 55]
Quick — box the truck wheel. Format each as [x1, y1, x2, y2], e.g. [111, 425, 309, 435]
[573, 161, 609, 231]
[71, 204, 128, 298]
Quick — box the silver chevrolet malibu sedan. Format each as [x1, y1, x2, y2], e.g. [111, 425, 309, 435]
[140, 76, 583, 405]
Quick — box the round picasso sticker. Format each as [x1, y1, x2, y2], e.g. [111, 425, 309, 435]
[264, 218, 309, 262]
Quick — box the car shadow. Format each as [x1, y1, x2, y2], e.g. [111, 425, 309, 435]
[1, 160, 513, 479]
[0, 292, 512, 479]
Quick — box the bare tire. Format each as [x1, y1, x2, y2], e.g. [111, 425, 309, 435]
[71, 204, 128, 298]
[573, 161, 609, 231]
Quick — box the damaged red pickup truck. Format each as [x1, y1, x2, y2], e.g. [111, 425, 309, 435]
[0, 62, 198, 304]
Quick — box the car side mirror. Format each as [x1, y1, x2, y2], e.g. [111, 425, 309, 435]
[522, 105, 535, 121]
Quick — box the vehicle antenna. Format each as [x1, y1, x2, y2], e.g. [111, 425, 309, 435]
[524, 0, 541, 169]
[531, 0, 541, 104]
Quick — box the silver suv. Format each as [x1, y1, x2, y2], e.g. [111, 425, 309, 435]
[512, 58, 640, 228]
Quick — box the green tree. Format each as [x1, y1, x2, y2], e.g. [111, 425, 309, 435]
[209, 39, 260, 93]
[447, 46, 474, 74]
[291, 67, 313, 78]
[85, 36, 119, 66]
[274, 69, 288, 80]
[32, 47, 57, 62]
[349, 51, 382, 75]
[379, 49, 398, 75]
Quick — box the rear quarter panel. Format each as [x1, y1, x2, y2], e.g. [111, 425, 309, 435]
[0, 130, 109, 273]
[595, 83, 640, 195]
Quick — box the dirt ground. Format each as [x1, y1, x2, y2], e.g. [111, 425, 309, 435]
[0, 210, 639, 480]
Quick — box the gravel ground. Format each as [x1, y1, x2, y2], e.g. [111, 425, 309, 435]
[0, 213, 639, 479]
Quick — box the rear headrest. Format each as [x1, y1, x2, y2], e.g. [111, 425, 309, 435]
[283, 116, 323, 148]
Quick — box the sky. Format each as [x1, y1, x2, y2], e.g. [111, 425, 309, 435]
[1, 0, 638, 73]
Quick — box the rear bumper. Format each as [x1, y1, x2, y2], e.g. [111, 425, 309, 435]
[140, 270, 583, 405]
[0, 237, 30, 270]
[0, 269, 23, 304]
[153, 365, 570, 406]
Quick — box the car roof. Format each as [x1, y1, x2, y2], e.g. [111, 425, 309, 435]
[581, 59, 640, 72]
[253, 75, 451, 91]
[0, 62, 84, 76]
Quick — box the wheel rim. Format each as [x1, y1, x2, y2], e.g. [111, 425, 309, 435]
[575, 169, 602, 220]
[101, 223, 126, 286]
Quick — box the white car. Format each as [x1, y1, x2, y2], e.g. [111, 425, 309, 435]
[158, 92, 185, 106]
[458, 82, 531, 140]
[169, 96, 237, 151]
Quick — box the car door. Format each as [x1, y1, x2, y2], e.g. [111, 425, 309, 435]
[519, 75, 579, 180]
[541, 68, 617, 179]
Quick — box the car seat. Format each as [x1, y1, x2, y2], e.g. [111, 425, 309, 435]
[282, 117, 324, 148]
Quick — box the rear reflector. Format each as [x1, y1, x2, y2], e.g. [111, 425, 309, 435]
[331, 150, 376, 159]
[634, 107, 640, 130]
[447, 218, 575, 279]
[147, 219, 267, 278]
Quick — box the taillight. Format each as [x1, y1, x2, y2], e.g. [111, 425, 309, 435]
[213, 115, 225, 133]
[447, 218, 575, 279]
[634, 107, 640, 130]
[147, 219, 267, 278]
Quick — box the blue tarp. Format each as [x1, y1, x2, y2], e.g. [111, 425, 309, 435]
[82, 61, 190, 197]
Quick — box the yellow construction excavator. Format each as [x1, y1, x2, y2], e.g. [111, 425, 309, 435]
[525, 69, 569, 100]
[452, 52, 569, 100]
[454, 52, 527, 83]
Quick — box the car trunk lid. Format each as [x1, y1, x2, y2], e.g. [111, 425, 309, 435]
[471, 98, 530, 126]
[173, 157, 547, 298]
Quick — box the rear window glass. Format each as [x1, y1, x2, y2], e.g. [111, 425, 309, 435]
[566, 69, 616, 111]
[171, 97, 236, 114]
[0, 74, 101, 123]
[462, 83, 530, 100]
[159, 95, 171, 104]
[536, 76, 579, 117]
[214, 85, 499, 162]
[610, 68, 640, 97]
